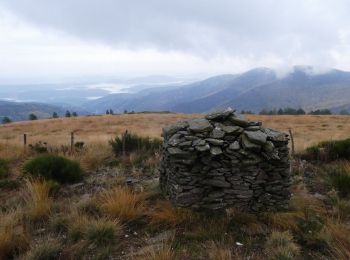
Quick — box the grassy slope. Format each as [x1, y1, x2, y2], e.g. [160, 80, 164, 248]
[1, 113, 350, 259]
[1, 113, 350, 153]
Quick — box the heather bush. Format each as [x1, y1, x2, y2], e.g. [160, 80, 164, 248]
[23, 154, 83, 183]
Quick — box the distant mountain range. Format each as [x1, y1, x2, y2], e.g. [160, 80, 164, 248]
[82, 66, 350, 114]
[2, 66, 350, 121]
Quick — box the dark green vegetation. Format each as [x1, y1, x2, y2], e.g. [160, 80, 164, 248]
[23, 154, 83, 183]
[1, 116, 12, 124]
[0, 158, 9, 179]
[302, 138, 350, 161]
[259, 107, 306, 115]
[29, 113, 38, 120]
[326, 165, 350, 198]
[259, 107, 334, 115]
[109, 131, 162, 156]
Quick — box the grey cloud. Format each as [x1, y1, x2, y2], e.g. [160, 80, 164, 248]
[1, 0, 349, 62]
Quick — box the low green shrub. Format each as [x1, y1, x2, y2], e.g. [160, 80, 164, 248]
[325, 165, 350, 199]
[302, 138, 350, 161]
[0, 179, 20, 190]
[109, 131, 162, 156]
[23, 154, 83, 183]
[0, 158, 9, 179]
[28, 141, 48, 154]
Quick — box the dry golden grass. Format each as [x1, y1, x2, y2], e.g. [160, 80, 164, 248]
[266, 184, 327, 235]
[265, 231, 300, 259]
[1, 114, 350, 155]
[99, 186, 146, 222]
[22, 179, 53, 222]
[0, 142, 25, 161]
[0, 208, 30, 259]
[132, 243, 176, 260]
[207, 241, 234, 260]
[147, 200, 194, 227]
[67, 213, 90, 242]
[326, 221, 350, 259]
[266, 211, 304, 233]
[72, 143, 113, 171]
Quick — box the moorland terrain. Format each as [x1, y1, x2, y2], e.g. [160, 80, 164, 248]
[1, 113, 350, 259]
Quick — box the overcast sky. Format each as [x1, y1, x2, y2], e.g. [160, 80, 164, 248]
[0, 0, 349, 81]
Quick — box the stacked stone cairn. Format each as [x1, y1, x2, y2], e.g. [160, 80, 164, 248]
[159, 108, 291, 212]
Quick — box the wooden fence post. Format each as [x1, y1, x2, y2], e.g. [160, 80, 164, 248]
[23, 133, 27, 151]
[122, 130, 128, 156]
[288, 128, 295, 157]
[70, 132, 74, 153]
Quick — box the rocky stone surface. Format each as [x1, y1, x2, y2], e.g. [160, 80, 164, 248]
[159, 108, 291, 212]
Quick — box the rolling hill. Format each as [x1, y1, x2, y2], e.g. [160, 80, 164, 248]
[0, 101, 71, 121]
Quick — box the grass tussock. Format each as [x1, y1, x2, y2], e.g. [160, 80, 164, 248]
[22, 178, 53, 221]
[206, 241, 234, 260]
[76, 198, 102, 217]
[67, 210, 122, 246]
[331, 197, 350, 220]
[182, 216, 230, 243]
[100, 186, 146, 222]
[25, 238, 61, 260]
[75, 143, 113, 171]
[85, 218, 122, 246]
[325, 162, 350, 198]
[226, 209, 266, 235]
[67, 213, 90, 242]
[326, 222, 350, 259]
[0, 209, 30, 259]
[132, 243, 176, 260]
[265, 231, 300, 260]
[147, 201, 194, 227]
[266, 211, 304, 233]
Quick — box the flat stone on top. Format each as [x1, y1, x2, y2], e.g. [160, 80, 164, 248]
[227, 114, 250, 127]
[188, 118, 213, 133]
[205, 107, 235, 120]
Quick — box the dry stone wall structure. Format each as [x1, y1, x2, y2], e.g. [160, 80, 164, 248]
[159, 108, 291, 212]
